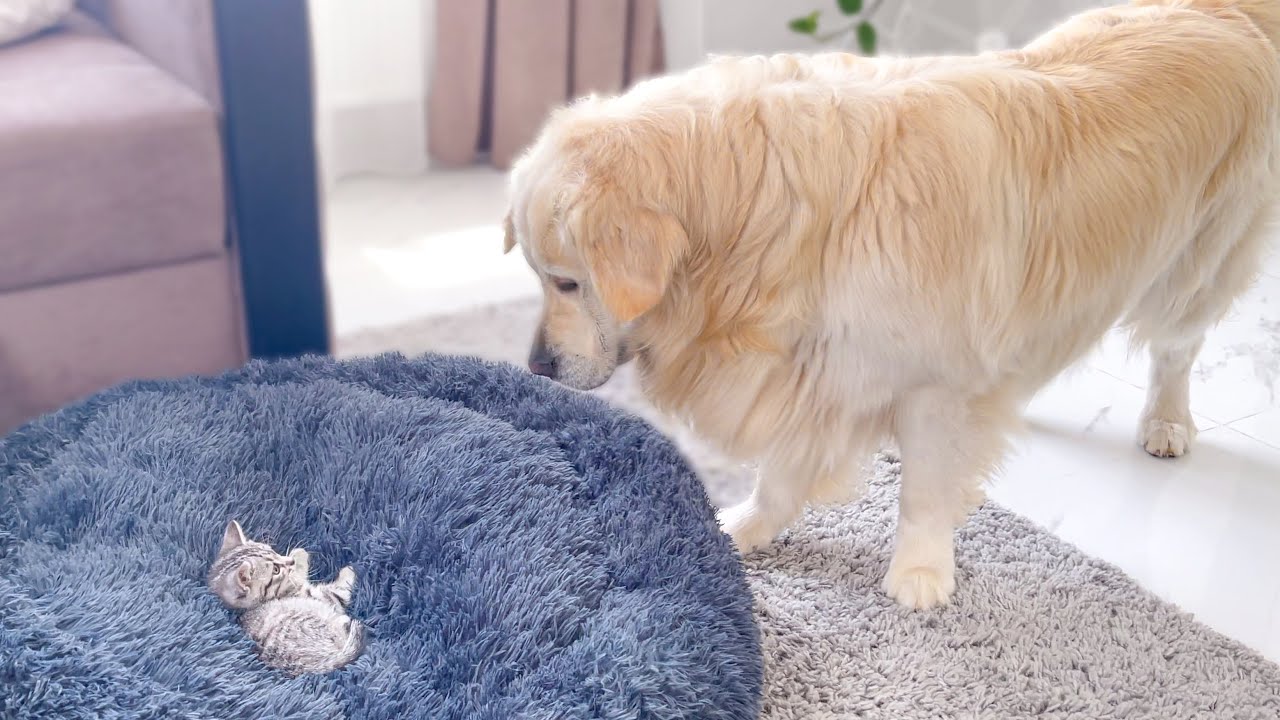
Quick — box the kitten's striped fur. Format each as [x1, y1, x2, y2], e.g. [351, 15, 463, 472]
[208, 520, 364, 675]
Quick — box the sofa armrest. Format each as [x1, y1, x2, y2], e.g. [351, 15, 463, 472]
[78, 0, 221, 108]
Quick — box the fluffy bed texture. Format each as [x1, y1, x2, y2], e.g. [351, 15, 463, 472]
[340, 298, 1280, 719]
[0, 355, 762, 719]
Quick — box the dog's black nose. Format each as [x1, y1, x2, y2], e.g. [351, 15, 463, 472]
[528, 344, 557, 378]
[528, 356, 557, 378]
[528, 328, 557, 379]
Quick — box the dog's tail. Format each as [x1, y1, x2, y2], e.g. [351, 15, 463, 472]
[1138, 0, 1280, 50]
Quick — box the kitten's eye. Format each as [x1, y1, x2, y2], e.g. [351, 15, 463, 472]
[273, 566, 281, 576]
[551, 277, 579, 293]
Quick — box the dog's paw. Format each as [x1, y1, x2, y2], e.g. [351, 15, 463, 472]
[717, 502, 783, 554]
[1140, 417, 1194, 458]
[883, 563, 956, 610]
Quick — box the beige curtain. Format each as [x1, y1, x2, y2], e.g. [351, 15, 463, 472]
[428, 0, 664, 170]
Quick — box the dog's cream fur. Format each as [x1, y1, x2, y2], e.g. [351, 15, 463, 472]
[505, 0, 1280, 608]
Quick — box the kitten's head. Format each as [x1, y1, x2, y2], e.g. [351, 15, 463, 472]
[207, 520, 305, 610]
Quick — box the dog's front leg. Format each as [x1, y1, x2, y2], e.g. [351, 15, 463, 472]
[717, 462, 814, 553]
[884, 387, 1006, 609]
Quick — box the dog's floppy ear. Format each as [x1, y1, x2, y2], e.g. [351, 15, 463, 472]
[570, 185, 688, 323]
[502, 211, 517, 254]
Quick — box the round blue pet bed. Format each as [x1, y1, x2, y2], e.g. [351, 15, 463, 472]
[0, 354, 762, 719]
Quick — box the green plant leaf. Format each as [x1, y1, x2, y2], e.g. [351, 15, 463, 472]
[788, 11, 820, 35]
[856, 20, 878, 55]
[837, 0, 863, 15]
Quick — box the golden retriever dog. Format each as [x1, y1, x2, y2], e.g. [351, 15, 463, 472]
[503, 0, 1280, 609]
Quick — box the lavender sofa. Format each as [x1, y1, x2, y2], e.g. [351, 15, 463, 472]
[0, 0, 246, 433]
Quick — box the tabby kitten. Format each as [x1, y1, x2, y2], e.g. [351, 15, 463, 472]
[207, 520, 364, 675]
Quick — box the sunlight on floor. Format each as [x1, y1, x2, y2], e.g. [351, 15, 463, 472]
[323, 169, 537, 337]
[362, 224, 534, 292]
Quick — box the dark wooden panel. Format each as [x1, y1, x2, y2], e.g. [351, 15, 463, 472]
[214, 0, 331, 357]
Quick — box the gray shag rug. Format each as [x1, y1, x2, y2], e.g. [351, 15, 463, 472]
[339, 298, 1280, 719]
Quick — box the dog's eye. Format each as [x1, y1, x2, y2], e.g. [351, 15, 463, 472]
[552, 277, 579, 293]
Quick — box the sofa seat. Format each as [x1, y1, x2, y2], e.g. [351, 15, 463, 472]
[0, 13, 225, 292]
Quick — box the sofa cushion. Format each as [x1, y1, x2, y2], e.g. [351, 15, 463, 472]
[0, 13, 225, 292]
[0, 254, 245, 432]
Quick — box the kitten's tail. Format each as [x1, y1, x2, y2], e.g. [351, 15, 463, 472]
[337, 618, 366, 665]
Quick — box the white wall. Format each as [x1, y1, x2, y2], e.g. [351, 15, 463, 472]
[659, 0, 847, 72]
[309, 0, 434, 190]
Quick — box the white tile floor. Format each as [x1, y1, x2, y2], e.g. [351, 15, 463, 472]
[326, 169, 1280, 662]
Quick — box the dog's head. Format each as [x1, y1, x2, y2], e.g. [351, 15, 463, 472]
[504, 109, 688, 390]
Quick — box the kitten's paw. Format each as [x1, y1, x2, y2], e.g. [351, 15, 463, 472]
[289, 548, 310, 575]
[1140, 417, 1195, 458]
[337, 566, 357, 588]
[327, 566, 357, 607]
[883, 562, 956, 610]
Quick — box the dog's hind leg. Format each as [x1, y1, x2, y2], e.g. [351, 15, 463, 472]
[1131, 204, 1273, 457]
[884, 386, 1014, 609]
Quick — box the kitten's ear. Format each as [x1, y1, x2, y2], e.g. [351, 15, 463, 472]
[235, 561, 253, 592]
[220, 520, 247, 555]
